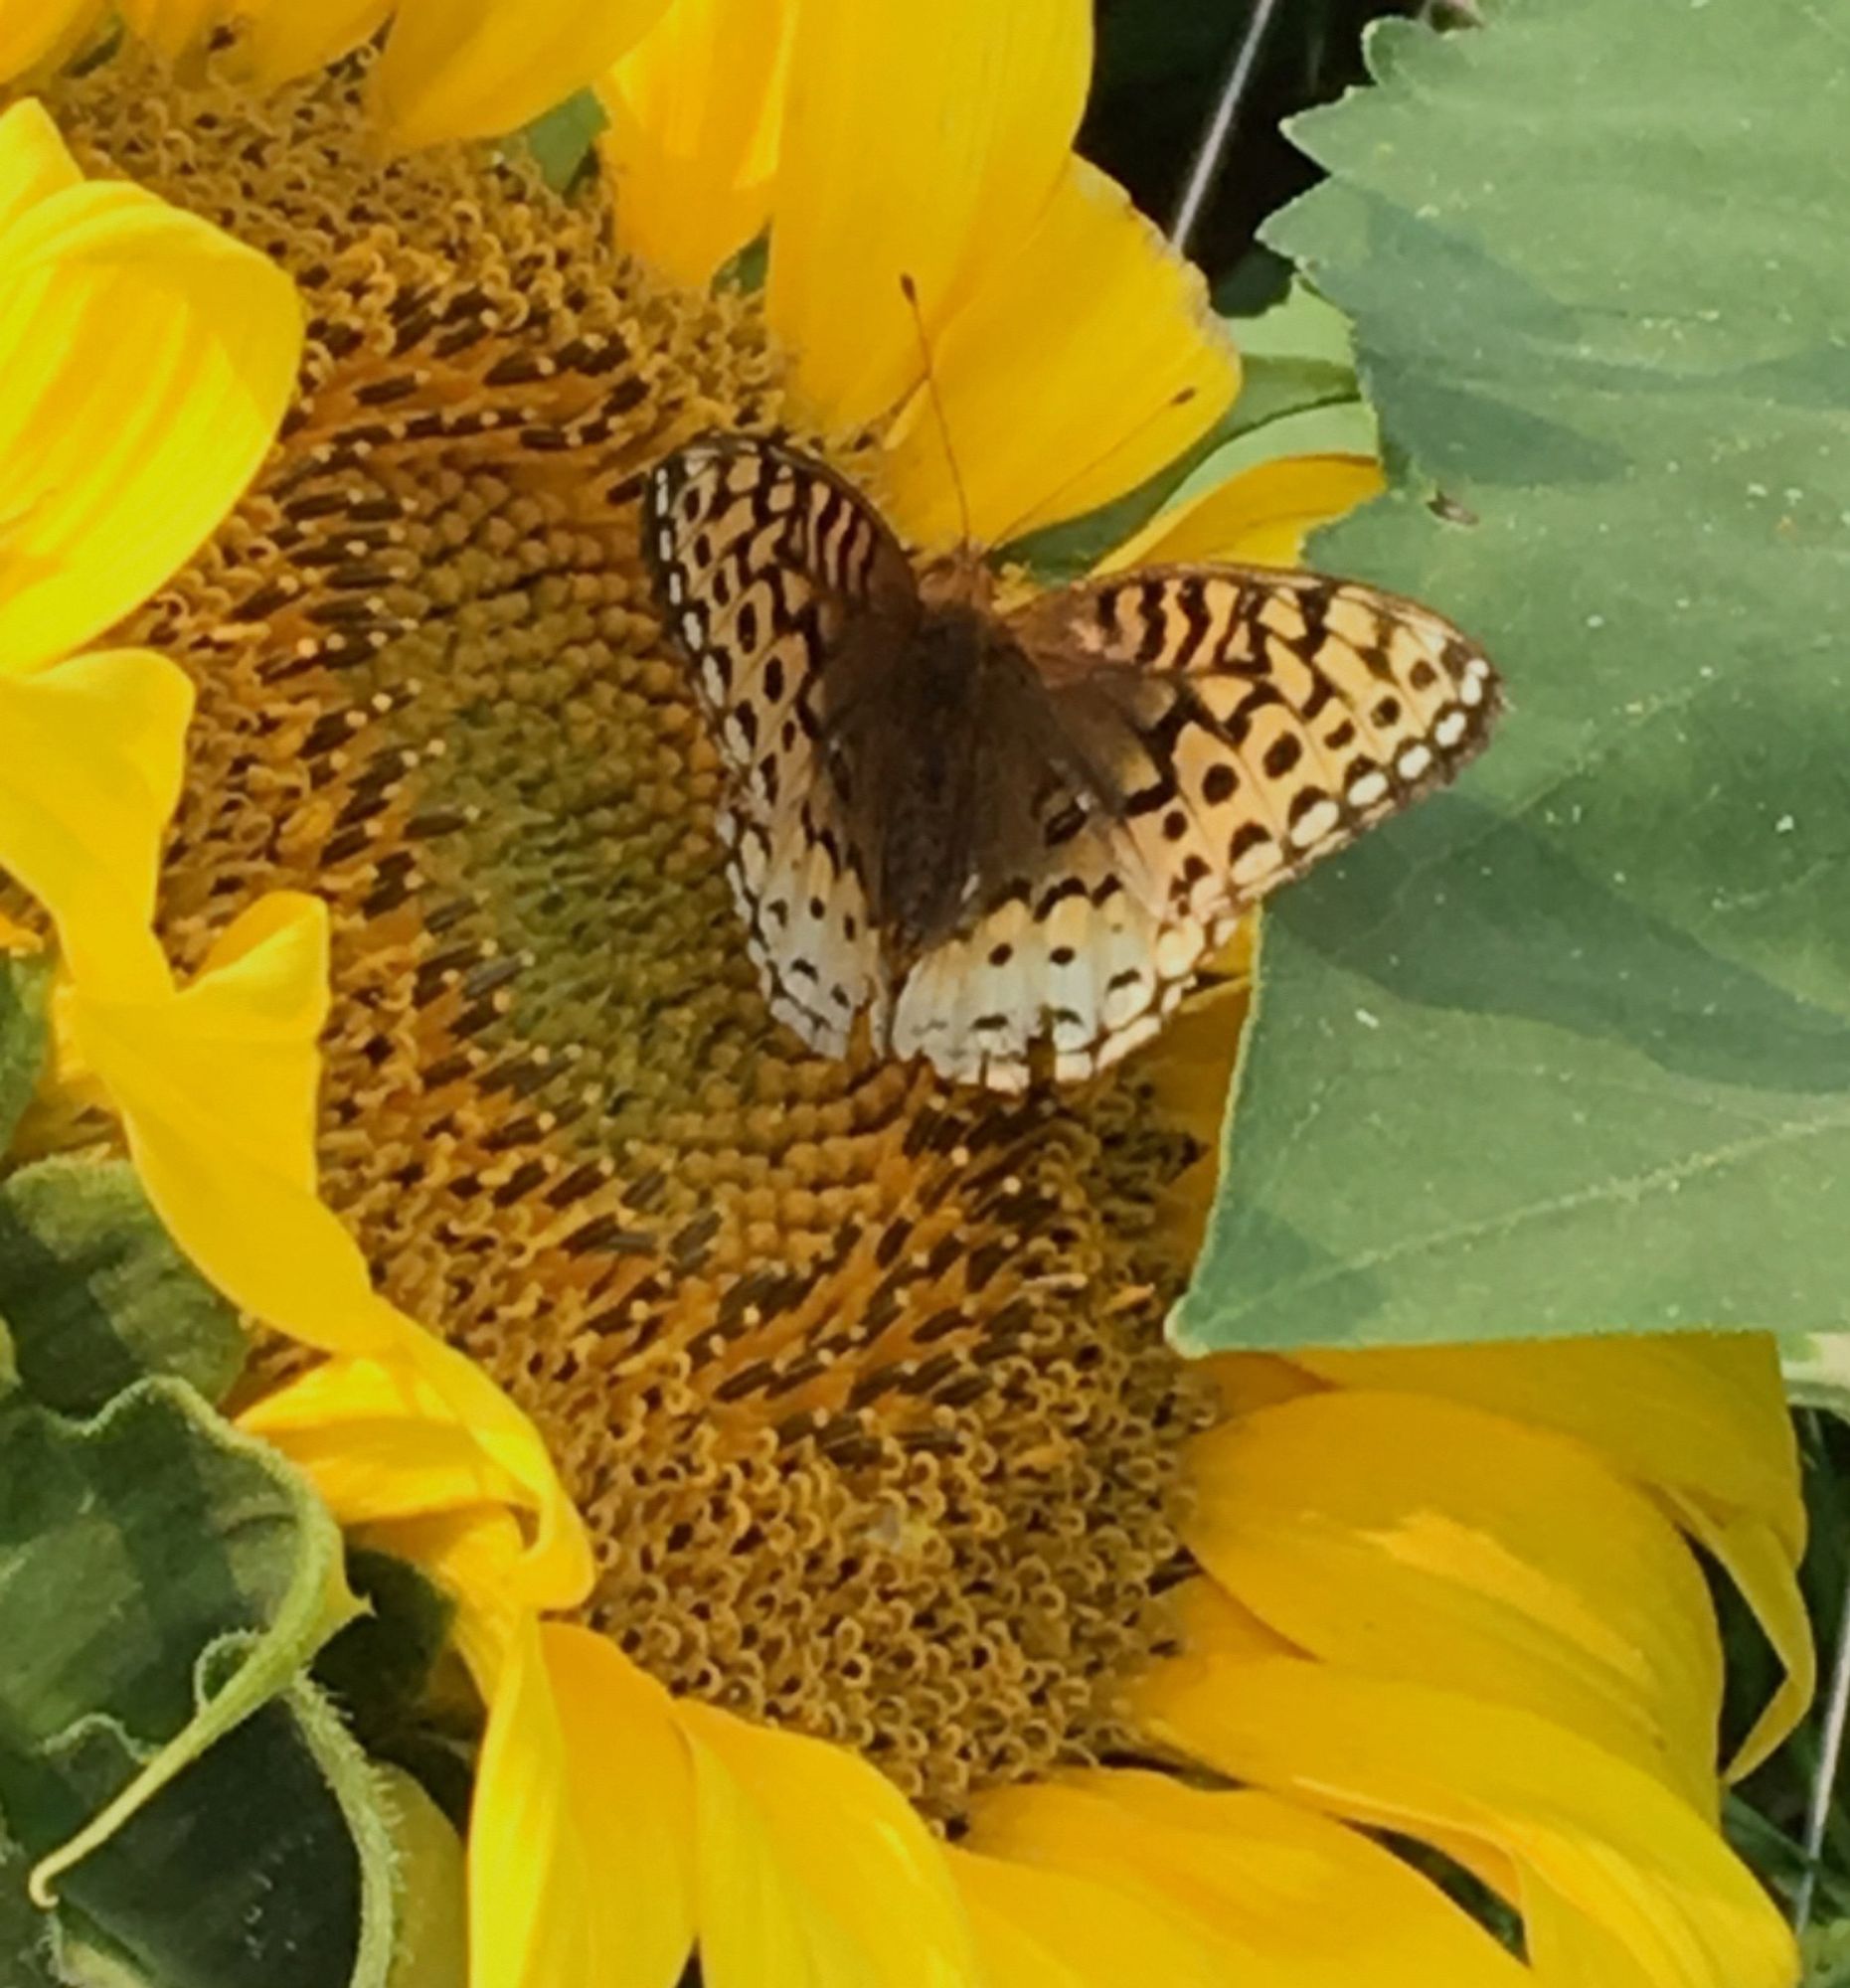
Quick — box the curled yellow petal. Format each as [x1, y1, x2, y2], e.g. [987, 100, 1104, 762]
[880, 158, 1237, 550]
[767, 0, 1091, 432]
[0, 99, 83, 230]
[0, 137, 301, 672]
[360, 1503, 530, 1688]
[598, 0, 795, 292]
[970, 1772, 1527, 1987]
[1134, 1652, 1796, 1988]
[394, 1328, 594, 1610]
[63, 892, 399, 1349]
[73, 891, 590, 1602]
[263, 1329, 593, 1616]
[240, 1354, 533, 1525]
[234, 0, 396, 88]
[1100, 451, 1385, 574]
[1664, 1494, 1813, 1782]
[114, 0, 226, 61]
[0, 8, 107, 83]
[1184, 1391, 1724, 1817]
[678, 1697, 978, 1988]
[372, 0, 672, 151]
[0, 647, 192, 986]
[1293, 1332, 1811, 1773]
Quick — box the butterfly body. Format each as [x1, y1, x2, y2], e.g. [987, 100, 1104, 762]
[643, 433, 1502, 1092]
[832, 596, 1003, 957]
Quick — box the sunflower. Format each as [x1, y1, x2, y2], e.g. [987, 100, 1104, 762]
[6, 6, 1814, 1984]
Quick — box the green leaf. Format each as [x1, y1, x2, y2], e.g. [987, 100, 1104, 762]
[0, 1823, 59, 1987]
[519, 88, 605, 194]
[1805, 1919, 1850, 1988]
[15, 1680, 395, 1988]
[312, 1550, 467, 1825]
[1173, 0, 1850, 1354]
[1214, 276, 1361, 436]
[376, 1769, 466, 1988]
[0, 1158, 244, 1415]
[0, 1379, 354, 1905]
[0, 958, 49, 1158]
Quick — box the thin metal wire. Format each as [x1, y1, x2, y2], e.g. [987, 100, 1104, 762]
[1796, 1550, 1850, 1931]
[1169, 0, 1286, 256]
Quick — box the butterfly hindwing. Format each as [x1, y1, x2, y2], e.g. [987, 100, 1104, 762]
[642, 436, 919, 1055]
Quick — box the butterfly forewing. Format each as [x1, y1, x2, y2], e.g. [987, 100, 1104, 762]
[935, 565, 1502, 1082]
[642, 437, 919, 1055]
[645, 437, 1503, 1090]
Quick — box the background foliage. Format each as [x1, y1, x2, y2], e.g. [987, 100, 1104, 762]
[1168, 0, 1850, 1353]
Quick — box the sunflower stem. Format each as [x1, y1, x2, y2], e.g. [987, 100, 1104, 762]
[1797, 1554, 1850, 1931]
[1169, 0, 1285, 257]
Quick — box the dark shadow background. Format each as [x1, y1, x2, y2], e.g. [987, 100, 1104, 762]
[1079, 0, 1431, 297]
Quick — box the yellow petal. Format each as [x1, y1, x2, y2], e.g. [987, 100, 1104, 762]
[240, 1354, 532, 1522]
[0, 161, 300, 672]
[539, 1626, 695, 1988]
[65, 893, 399, 1346]
[950, 1846, 1225, 1988]
[450, 1609, 696, 1988]
[677, 1697, 978, 1988]
[1132, 951, 1251, 1257]
[1099, 451, 1385, 574]
[235, 0, 396, 87]
[0, 7, 108, 83]
[0, 100, 83, 231]
[1292, 1334, 1812, 1770]
[1296, 1332, 1804, 1559]
[360, 1503, 530, 1687]
[971, 1771, 1527, 1987]
[0, 647, 191, 986]
[394, 1327, 595, 1610]
[1134, 1652, 1796, 1988]
[468, 1611, 593, 1988]
[766, 0, 1091, 433]
[73, 892, 591, 1603]
[251, 1337, 593, 1614]
[114, 0, 226, 60]
[1186, 1391, 1724, 1816]
[880, 157, 1237, 550]
[598, 0, 795, 292]
[1664, 1494, 1813, 1782]
[372, 0, 672, 151]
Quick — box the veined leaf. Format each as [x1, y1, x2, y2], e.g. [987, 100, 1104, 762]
[0, 959, 48, 1159]
[0, 1158, 244, 1416]
[1175, 0, 1850, 1353]
[21, 1680, 395, 1988]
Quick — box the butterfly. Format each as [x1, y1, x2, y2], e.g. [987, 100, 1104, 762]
[642, 433, 1502, 1092]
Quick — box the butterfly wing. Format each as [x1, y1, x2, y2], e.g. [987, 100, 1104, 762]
[894, 566, 1502, 1087]
[642, 435, 921, 1056]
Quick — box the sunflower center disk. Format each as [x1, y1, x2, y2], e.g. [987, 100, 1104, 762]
[60, 57, 1216, 1822]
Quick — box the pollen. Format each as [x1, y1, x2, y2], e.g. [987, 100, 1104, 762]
[48, 52, 1226, 1822]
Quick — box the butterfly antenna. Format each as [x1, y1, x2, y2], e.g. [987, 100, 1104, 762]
[990, 383, 1205, 552]
[899, 272, 975, 550]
